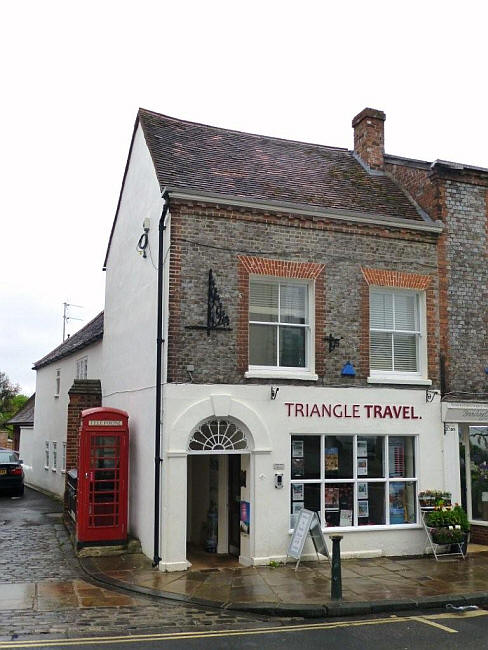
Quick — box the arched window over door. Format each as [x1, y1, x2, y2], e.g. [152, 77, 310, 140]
[188, 419, 249, 453]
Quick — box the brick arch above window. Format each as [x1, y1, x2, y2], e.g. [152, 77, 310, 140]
[237, 256, 325, 376]
[239, 255, 325, 280]
[361, 267, 433, 290]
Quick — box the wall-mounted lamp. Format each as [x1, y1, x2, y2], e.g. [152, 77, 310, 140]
[325, 334, 343, 353]
[136, 218, 150, 258]
[270, 386, 280, 400]
[341, 361, 356, 377]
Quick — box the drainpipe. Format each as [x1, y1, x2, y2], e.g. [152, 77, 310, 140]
[153, 189, 170, 568]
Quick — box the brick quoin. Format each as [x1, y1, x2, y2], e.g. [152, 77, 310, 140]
[64, 380, 101, 520]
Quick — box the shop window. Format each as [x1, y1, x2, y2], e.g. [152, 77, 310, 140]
[467, 426, 488, 523]
[369, 288, 426, 381]
[290, 434, 417, 530]
[249, 278, 311, 372]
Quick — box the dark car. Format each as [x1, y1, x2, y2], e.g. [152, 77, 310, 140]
[0, 448, 24, 496]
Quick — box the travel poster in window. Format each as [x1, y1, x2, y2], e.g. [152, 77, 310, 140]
[358, 482, 368, 499]
[339, 509, 353, 526]
[358, 500, 369, 519]
[324, 487, 340, 509]
[291, 457, 304, 478]
[325, 447, 339, 472]
[357, 440, 368, 458]
[292, 440, 304, 458]
[292, 483, 304, 501]
[292, 501, 304, 515]
[357, 458, 368, 476]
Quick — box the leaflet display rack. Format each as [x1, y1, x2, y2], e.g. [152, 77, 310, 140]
[420, 507, 466, 561]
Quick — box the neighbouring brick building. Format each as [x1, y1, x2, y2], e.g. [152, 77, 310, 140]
[385, 152, 488, 543]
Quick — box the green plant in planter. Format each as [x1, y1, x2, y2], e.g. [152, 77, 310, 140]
[426, 509, 460, 528]
[452, 505, 470, 533]
[431, 528, 465, 545]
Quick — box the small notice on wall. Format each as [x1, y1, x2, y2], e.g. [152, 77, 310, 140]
[482, 492, 488, 503]
[240, 501, 250, 535]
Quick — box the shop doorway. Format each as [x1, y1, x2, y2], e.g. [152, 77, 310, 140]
[228, 454, 241, 556]
[186, 453, 243, 566]
[185, 417, 252, 568]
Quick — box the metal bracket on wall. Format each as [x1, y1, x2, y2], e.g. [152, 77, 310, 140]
[185, 269, 232, 336]
[325, 334, 343, 353]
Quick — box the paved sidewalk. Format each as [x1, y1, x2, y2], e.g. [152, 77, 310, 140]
[81, 546, 488, 617]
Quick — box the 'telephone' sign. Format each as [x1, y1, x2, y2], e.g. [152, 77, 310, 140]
[285, 402, 422, 420]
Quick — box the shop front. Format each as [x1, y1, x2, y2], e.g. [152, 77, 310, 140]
[159, 384, 445, 571]
[442, 400, 488, 545]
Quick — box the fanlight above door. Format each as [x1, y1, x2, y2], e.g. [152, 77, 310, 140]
[188, 419, 249, 452]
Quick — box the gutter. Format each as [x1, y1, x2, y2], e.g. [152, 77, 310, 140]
[153, 189, 170, 568]
[166, 187, 444, 234]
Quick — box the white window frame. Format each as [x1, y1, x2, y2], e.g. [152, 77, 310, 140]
[44, 441, 50, 469]
[61, 442, 67, 474]
[245, 276, 317, 381]
[368, 287, 431, 386]
[289, 434, 419, 532]
[76, 356, 88, 380]
[51, 442, 57, 471]
[55, 369, 61, 397]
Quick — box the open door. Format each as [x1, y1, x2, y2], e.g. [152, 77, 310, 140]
[228, 454, 241, 556]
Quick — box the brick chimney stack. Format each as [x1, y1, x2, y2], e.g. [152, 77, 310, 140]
[352, 107, 386, 171]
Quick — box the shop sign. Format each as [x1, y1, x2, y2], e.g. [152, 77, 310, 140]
[285, 402, 421, 420]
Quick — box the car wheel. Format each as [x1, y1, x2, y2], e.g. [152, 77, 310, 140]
[15, 485, 24, 497]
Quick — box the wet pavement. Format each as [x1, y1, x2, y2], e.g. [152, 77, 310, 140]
[82, 545, 488, 614]
[0, 489, 268, 641]
[2, 487, 488, 642]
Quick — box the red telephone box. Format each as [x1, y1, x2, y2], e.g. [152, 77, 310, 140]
[77, 407, 129, 545]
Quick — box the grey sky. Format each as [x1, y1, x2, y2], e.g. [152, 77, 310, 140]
[1, 0, 486, 395]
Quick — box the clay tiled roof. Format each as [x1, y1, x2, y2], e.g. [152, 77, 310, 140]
[138, 108, 425, 222]
[7, 393, 35, 426]
[33, 312, 103, 370]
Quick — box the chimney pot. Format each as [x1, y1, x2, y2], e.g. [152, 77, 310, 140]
[352, 107, 386, 171]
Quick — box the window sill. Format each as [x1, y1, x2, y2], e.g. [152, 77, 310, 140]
[288, 523, 422, 534]
[367, 375, 432, 386]
[245, 369, 318, 381]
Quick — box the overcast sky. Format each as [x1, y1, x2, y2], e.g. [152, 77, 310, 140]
[1, 0, 486, 395]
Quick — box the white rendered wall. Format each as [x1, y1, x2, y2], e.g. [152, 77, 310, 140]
[158, 384, 445, 570]
[102, 123, 168, 558]
[27, 341, 102, 497]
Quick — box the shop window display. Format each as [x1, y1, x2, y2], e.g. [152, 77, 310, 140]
[290, 434, 417, 529]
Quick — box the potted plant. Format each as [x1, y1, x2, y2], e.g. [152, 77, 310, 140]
[452, 504, 470, 554]
[431, 527, 465, 545]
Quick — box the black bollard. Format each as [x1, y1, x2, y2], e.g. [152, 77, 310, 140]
[329, 534, 343, 600]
